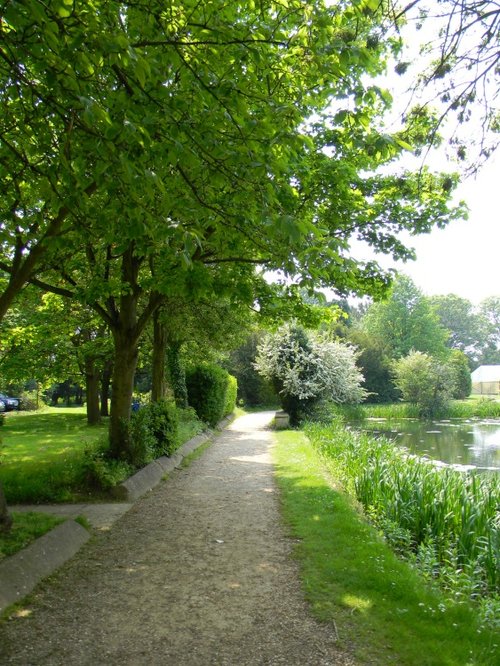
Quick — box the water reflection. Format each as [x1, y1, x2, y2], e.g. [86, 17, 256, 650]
[355, 419, 500, 472]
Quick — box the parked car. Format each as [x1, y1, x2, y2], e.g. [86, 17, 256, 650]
[0, 393, 21, 411]
[0, 398, 5, 413]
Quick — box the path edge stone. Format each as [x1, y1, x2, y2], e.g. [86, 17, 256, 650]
[0, 520, 90, 614]
[113, 414, 234, 501]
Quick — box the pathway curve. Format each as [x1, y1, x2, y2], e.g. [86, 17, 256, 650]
[0, 412, 355, 665]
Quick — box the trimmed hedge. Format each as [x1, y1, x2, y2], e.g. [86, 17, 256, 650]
[186, 364, 237, 427]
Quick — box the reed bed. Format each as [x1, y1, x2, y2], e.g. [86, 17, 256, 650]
[330, 397, 500, 421]
[305, 417, 500, 617]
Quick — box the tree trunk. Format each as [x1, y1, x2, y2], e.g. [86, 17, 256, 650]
[167, 341, 188, 408]
[104, 245, 163, 459]
[107, 246, 144, 460]
[100, 360, 112, 416]
[85, 357, 101, 425]
[151, 310, 167, 402]
[109, 329, 139, 460]
[0, 482, 12, 534]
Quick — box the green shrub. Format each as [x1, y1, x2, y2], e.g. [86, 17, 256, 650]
[123, 409, 156, 467]
[83, 401, 179, 489]
[449, 350, 472, 399]
[393, 351, 453, 418]
[178, 407, 205, 443]
[186, 364, 230, 427]
[18, 391, 39, 411]
[224, 374, 237, 417]
[83, 446, 134, 491]
[123, 400, 179, 467]
[145, 400, 179, 457]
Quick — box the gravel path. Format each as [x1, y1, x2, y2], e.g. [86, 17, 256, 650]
[0, 412, 355, 665]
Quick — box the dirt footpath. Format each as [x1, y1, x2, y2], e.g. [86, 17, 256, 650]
[0, 412, 355, 665]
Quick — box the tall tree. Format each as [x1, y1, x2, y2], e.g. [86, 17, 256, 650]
[478, 296, 500, 364]
[0, 0, 465, 477]
[361, 274, 449, 359]
[0, 288, 112, 424]
[429, 294, 485, 361]
[348, 329, 400, 402]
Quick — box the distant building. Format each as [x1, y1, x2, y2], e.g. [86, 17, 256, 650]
[471, 365, 500, 395]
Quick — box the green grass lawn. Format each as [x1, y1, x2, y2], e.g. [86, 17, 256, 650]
[272, 429, 500, 666]
[0, 407, 107, 503]
[0, 405, 207, 504]
[0, 512, 65, 561]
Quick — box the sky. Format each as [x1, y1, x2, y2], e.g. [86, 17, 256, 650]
[365, 154, 499, 305]
[368, 4, 500, 306]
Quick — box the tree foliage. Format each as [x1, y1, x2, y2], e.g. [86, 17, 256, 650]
[0, 0, 466, 465]
[448, 349, 472, 399]
[0, 1, 464, 313]
[225, 332, 278, 407]
[348, 329, 400, 403]
[430, 294, 485, 360]
[478, 296, 500, 364]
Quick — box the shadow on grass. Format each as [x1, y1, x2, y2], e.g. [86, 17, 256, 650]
[272, 430, 499, 666]
[1, 412, 107, 503]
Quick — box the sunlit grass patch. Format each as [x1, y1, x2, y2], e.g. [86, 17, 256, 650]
[0, 411, 107, 503]
[0, 405, 207, 503]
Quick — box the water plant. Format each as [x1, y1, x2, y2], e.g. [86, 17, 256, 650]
[305, 417, 500, 615]
[331, 398, 500, 421]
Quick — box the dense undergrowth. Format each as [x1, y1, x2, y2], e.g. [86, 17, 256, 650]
[305, 416, 500, 627]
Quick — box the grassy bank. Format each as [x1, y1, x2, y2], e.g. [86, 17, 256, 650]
[305, 419, 500, 607]
[272, 429, 500, 665]
[0, 408, 107, 503]
[0, 406, 205, 503]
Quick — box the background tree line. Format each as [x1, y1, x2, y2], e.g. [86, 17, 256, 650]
[225, 275, 500, 415]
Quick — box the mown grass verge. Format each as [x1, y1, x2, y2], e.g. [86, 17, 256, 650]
[272, 429, 500, 665]
[0, 408, 108, 503]
[0, 512, 64, 560]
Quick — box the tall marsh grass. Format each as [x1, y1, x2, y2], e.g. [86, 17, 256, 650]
[330, 397, 500, 421]
[305, 417, 500, 617]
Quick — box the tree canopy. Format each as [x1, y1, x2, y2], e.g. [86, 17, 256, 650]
[0, 0, 464, 318]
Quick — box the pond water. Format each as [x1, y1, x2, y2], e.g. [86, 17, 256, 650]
[354, 418, 500, 473]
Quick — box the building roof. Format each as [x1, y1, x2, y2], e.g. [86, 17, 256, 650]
[471, 365, 500, 382]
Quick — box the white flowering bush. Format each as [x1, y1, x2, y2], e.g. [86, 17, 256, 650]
[255, 322, 365, 423]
